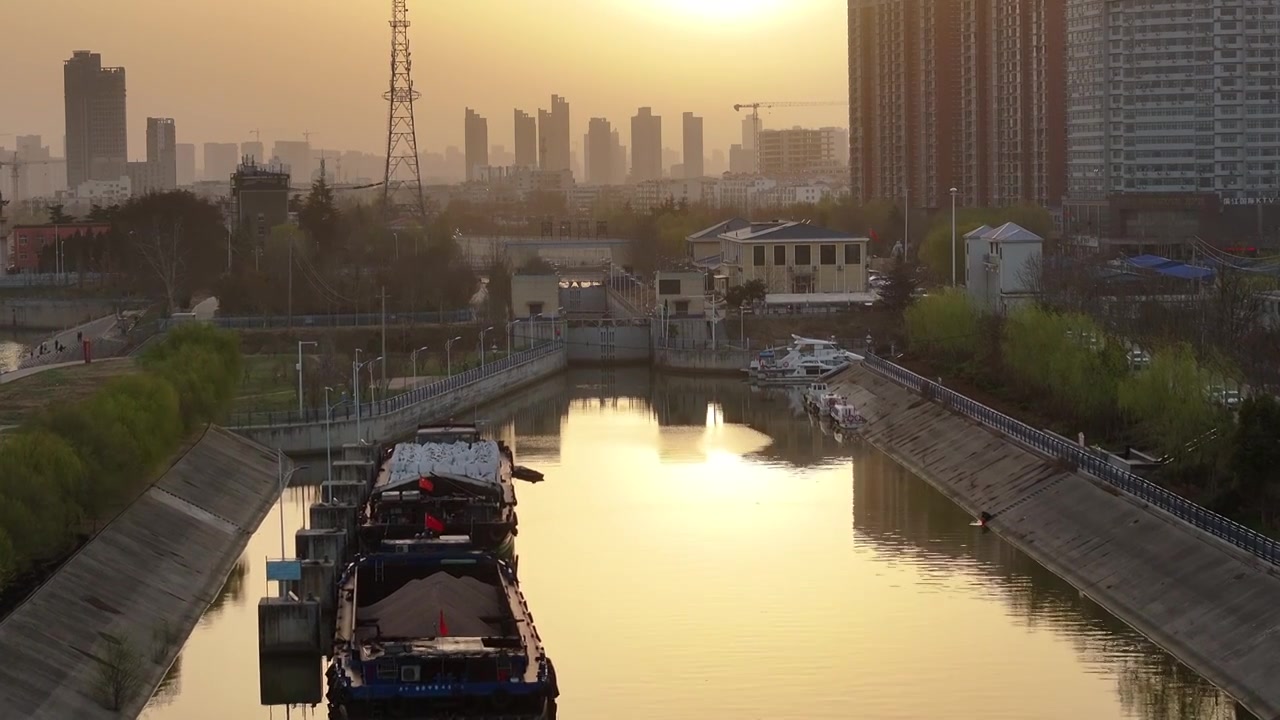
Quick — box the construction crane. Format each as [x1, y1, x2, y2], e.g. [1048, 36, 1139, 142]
[732, 101, 848, 170]
[0, 152, 58, 205]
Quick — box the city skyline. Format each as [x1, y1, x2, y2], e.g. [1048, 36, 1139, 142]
[2, 1, 847, 161]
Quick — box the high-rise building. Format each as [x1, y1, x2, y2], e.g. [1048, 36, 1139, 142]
[63, 50, 127, 189]
[586, 118, 613, 185]
[272, 140, 311, 183]
[145, 117, 177, 191]
[729, 144, 754, 174]
[176, 142, 195, 186]
[1066, 1, 1278, 202]
[464, 108, 488, 181]
[491, 144, 514, 167]
[241, 140, 265, 164]
[848, 0, 1064, 209]
[757, 126, 849, 177]
[611, 129, 627, 186]
[514, 109, 537, 168]
[630, 107, 662, 183]
[203, 142, 239, 182]
[682, 112, 704, 179]
[538, 95, 571, 175]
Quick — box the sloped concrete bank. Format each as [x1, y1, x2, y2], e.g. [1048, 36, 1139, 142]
[831, 364, 1280, 720]
[0, 426, 285, 719]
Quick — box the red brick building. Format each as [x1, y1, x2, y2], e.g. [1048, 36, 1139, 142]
[6, 223, 110, 273]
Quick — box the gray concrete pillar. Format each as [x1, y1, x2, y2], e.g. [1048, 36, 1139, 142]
[295, 528, 347, 564]
[258, 598, 322, 655]
[309, 502, 358, 540]
[322, 477, 369, 506]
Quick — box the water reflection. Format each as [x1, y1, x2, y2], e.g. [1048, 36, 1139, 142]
[143, 368, 1242, 720]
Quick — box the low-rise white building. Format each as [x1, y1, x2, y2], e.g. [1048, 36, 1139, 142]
[965, 222, 1043, 315]
[73, 176, 132, 203]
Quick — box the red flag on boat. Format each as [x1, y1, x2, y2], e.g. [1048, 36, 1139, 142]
[869, 227, 880, 243]
[439, 609, 449, 637]
[418, 476, 434, 492]
[424, 514, 445, 533]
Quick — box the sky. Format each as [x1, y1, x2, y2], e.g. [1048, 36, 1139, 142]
[3, 0, 850, 162]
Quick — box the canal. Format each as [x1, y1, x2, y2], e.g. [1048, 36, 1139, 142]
[141, 367, 1242, 720]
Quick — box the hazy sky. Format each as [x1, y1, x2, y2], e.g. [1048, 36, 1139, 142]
[4, 0, 849, 161]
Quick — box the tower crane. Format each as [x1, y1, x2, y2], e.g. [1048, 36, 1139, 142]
[732, 101, 848, 170]
[0, 152, 59, 205]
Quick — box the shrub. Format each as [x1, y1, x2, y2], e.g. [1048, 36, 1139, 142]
[1118, 343, 1223, 460]
[1002, 306, 1125, 428]
[905, 289, 980, 366]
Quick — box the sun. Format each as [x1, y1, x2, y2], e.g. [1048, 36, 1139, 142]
[653, 0, 784, 22]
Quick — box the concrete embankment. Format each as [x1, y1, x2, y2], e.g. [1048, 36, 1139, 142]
[0, 426, 284, 719]
[831, 364, 1280, 720]
[652, 346, 752, 375]
[0, 298, 137, 331]
[236, 342, 568, 453]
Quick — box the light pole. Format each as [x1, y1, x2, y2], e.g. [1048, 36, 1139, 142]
[324, 386, 335, 490]
[411, 346, 430, 387]
[506, 319, 521, 354]
[445, 336, 462, 376]
[949, 187, 959, 287]
[365, 356, 384, 401]
[393, 231, 400, 261]
[297, 340, 318, 414]
[278, 464, 309, 560]
[478, 326, 494, 365]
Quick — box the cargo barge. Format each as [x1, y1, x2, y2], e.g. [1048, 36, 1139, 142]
[361, 425, 527, 556]
[326, 541, 558, 717]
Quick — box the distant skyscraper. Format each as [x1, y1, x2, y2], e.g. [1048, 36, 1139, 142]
[145, 117, 177, 191]
[682, 112, 704, 179]
[662, 147, 679, 177]
[63, 50, 127, 189]
[586, 118, 613, 185]
[514, 109, 537, 168]
[272, 140, 311, 183]
[464, 108, 489, 181]
[538, 95, 571, 175]
[176, 143, 195, 186]
[630, 107, 662, 183]
[611, 129, 627, 186]
[203, 142, 238, 182]
[490, 144, 514, 167]
[709, 148, 726, 177]
[241, 140, 265, 163]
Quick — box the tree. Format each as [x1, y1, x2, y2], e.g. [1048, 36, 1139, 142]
[298, 174, 341, 256]
[93, 636, 144, 711]
[725, 279, 767, 309]
[1228, 395, 1280, 525]
[1118, 343, 1222, 463]
[46, 203, 75, 224]
[905, 289, 981, 366]
[114, 191, 226, 314]
[878, 256, 918, 315]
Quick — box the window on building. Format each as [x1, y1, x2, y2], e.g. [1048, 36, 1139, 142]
[528, 302, 544, 317]
[844, 243, 862, 265]
[794, 244, 812, 266]
[752, 246, 765, 266]
[773, 245, 786, 265]
[674, 300, 690, 315]
[658, 278, 682, 295]
[819, 244, 836, 265]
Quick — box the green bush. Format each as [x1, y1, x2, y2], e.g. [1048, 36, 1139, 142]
[904, 289, 981, 366]
[1002, 306, 1125, 428]
[0, 324, 240, 592]
[1118, 343, 1222, 459]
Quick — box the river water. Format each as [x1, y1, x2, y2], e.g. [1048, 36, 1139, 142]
[141, 368, 1243, 720]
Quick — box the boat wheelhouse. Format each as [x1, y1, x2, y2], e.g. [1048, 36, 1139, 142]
[747, 335, 862, 385]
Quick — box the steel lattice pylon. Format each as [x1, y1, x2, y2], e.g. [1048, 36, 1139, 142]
[382, 0, 426, 218]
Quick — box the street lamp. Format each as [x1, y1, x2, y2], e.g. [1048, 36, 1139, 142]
[324, 386, 336, 490]
[478, 326, 494, 365]
[445, 336, 462, 376]
[393, 231, 400, 261]
[297, 340, 318, 414]
[365, 356, 384, 401]
[353, 352, 380, 442]
[949, 187, 959, 287]
[410, 346, 430, 387]
[506, 319, 522, 354]
[277, 464, 310, 560]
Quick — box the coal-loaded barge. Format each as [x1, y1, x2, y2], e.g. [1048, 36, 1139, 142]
[325, 423, 557, 717]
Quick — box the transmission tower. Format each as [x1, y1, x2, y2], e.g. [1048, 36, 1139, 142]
[381, 0, 426, 218]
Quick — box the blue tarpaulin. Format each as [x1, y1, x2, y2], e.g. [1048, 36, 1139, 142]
[1121, 254, 1214, 281]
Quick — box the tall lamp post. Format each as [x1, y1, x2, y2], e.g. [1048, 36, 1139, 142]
[445, 336, 462, 376]
[478, 326, 494, 365]
[277, 464, 309, 559]
[365, 356, 384, 402]
[297, 340, 318, 414]
[506, 319, 521, 354]
[410, 346, 429, 387]
[353, 353, 380, 443]
[949, 187, 959, 287]
[323, 386, 337, 490]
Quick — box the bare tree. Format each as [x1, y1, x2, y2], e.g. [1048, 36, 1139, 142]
[135, 217, 184, 316]
[93, 636, 144, 711]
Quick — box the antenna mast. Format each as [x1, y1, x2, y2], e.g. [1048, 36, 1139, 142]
[381, 0, 426, 219]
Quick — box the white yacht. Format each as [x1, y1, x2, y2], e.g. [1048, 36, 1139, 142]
[747, 335, 863, 385]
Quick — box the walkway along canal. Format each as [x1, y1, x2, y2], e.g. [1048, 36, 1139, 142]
[141, 369, 1247, 720]
[831, 358, 1280, 719]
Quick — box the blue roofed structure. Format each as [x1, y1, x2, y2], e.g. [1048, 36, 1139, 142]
[1120, 254, 1214, 281]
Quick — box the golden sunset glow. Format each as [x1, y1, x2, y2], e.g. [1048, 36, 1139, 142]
[650, 0, 786, 23]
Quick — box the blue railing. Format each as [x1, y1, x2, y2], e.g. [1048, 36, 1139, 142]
[227, 341, 564, 428]
[160, 309, 474, 330]
[862, 353, 1280, 568]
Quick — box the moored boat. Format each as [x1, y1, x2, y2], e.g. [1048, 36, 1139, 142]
[746, 335, 863, 385]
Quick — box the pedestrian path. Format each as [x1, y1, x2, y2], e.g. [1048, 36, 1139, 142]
[0, 356, 130, 384]
[16, 314, 120, 371]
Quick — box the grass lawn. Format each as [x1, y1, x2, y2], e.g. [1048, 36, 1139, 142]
[0, 360, 138, 426]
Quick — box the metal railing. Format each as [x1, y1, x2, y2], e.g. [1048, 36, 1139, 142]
[227, 340, 564, 428]
[862, 353, 1280, 568]
[159, 309, 475, 330]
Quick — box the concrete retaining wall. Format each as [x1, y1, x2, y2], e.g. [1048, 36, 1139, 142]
[653, 346, 752, 375]
[0, 298, 136, 331]
[831, 364, 1280, 719]
[0, 426, 284, 720]
[237, 343, 568, 453]
[566, 324, 650, 364]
